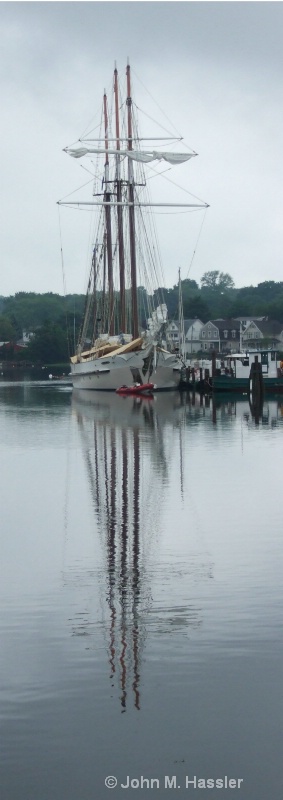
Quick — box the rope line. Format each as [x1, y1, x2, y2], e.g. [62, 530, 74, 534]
[58, 206, 71, 358]
[132, 68, 183, 140]
[186, 207, 208, 279]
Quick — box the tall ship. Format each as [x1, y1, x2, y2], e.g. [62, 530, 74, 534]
[59, 61, 208, 391]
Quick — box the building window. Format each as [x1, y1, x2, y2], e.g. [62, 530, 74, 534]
[232, 330, 236, 338]
[208, 330, 211, 337]
[202, 331, 205, 337]
[224, 330, 228, 338]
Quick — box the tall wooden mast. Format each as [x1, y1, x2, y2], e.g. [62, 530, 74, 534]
[101, 230, 107, 334]
[103, 91, 114, 336]
[126, 60, 139, 340]
[114, 64, 126, 333]
[92, 245, 97, 344]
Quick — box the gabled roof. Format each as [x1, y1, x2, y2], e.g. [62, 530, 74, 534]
[168, 318, 203, 332]
[234, 316, 266, 322]
[214, 319, 241, 331]
[202, 320, 219, 329]
[203, 319, 240, 331]
[253, 320, 283, 335]
[184, 318, 203, 330]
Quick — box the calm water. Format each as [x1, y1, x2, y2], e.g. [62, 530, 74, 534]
[0, 383, 282, 799]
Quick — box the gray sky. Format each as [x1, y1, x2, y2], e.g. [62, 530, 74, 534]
[1, 1, 283, 295]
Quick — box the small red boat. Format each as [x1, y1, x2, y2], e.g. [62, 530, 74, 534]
[116, 382, 155, 395]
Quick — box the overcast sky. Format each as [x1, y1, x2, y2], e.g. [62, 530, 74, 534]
[1, 1, 283, 296]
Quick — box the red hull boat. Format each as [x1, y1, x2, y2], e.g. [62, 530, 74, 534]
[116, 382, 155, 396]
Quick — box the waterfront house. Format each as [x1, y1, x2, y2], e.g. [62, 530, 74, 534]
[184, 319, 204, 354]
[167, 320, 180, 347]
[241, 320, 283, 350]
[200, 320, 240, 353]
[167, 319, 203, 355]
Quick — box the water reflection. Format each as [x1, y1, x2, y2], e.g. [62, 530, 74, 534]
[1, 384, 282, 800]
[70, 391, 205, 711]
[182, 391, 283, 428]
[63, 389, 282, 713]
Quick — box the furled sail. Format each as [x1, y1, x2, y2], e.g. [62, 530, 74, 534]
[147, 304, 168, 340]
[127, 151, 195, 164]
[64, 147, 196, 164]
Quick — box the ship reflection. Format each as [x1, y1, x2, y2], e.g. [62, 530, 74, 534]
[65, 390, 283, 711]
[107, 421, 142, 711]
[71, 390, 188, 712]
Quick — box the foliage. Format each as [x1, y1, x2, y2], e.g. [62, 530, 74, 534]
[2, 277, 283, 365]
[228, 282, 283, 321]
[200, 271, 235, 291]
[0, 316, 17, 341]
[26, 321, 69, 364]
[2, 292, 85, 334]
[182, 294, 211, 322]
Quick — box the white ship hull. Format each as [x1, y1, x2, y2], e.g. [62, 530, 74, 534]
[71, 345, 181, 391]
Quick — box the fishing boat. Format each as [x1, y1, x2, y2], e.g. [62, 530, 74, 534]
[58, 61, 208, 391]
[211, 350, 283, 392]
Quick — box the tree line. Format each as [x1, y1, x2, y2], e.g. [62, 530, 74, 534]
[1, 273, 283, 363]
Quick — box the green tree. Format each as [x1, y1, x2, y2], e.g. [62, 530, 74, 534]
[183, 294, 210, 322]
[26, 321, 69, 364]
[218, 272, 235, 291]
[201, 270, 234, 291]
[201, 271, 220, 290]
[0, 316, 16, 341]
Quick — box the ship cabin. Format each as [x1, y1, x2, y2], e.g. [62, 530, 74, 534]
[223, 351, 280, 379]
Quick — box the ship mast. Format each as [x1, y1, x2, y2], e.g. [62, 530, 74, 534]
[92, 245, 97, 343]
[103, 91, 114, 336]
[101, 230, 107, 334]
[126, 60, 139, 340]
[114, 64, 126, 334]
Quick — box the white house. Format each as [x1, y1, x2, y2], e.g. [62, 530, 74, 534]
[184, 319, 204, 355]
[241, 320, 283, 349]
[167, 319, 204, 355]
[167, 320, 180, 347]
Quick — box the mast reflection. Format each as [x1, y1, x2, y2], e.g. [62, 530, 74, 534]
[69, 390, 219, 711]
[67, 390, 283, 711]
[72, 391, 184, 711]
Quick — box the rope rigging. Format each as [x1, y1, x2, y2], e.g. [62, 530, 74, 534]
[59, 62, 209, 354]
[58, 206, 71, 358]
